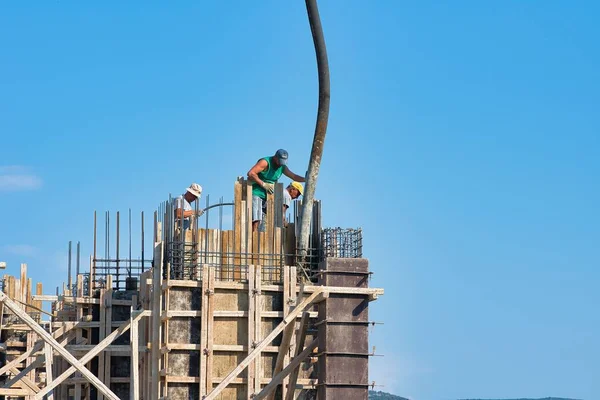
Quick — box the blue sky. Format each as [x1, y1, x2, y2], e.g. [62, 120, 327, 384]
[1, 1, 598, 399]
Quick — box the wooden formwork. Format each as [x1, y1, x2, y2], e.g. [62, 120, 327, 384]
[0, 179, 384, 400]
[0, 259, 383, 400]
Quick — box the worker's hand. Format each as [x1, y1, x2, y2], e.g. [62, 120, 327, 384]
[263, 182, 275, 194]
[196, 209, 205, 217]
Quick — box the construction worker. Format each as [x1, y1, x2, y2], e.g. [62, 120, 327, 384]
[283, 182, 303, 226]
[174, 182, 203, 230]
[247, 149, 305, 231]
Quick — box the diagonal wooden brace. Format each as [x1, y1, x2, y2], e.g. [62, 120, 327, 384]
[254, 338, 318, 400]
[285, 311, 311, 400]
[0, 290, 120, 400]
[34, 309, 150, 399]
[3, 357, 43, 392]
[204, 288, 324, 400]
[0, 325, 74, 378]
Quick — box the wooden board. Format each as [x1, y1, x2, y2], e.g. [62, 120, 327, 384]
[254, 265, 262, 394]
[206, 267, 216, 393]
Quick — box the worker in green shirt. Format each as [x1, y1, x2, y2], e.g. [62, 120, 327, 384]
[247, 149, 306, 232]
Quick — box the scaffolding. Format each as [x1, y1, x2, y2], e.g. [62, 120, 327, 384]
[0, 178, 383, 400]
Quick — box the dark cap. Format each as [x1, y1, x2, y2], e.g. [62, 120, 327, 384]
[275, 149, 288, 165]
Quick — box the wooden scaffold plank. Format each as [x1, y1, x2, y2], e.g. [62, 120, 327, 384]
[233, 180, 243, 280]
[44, 343, 54, 400]
[247, 264, 256, 398]
[104, 275, 113, 397]
[74, 275, 84, 400]
[151, 243, 164, 400]
[199, 266, 209, 397]
[254, 265, 262, 394]
[206, 266, 215, 394]
[268, 265, 291, 400]
[130, 301, 140, 400]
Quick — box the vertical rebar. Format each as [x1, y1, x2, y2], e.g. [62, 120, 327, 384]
[141, 211, 145, 273]
[106, 211, 110, 288]
[68, 241, 72, 289]
[116, 211, 120, 290]
[76, 241, 80, 276]
[192, 197, 199, 279]
[93, 211, 97, 279]
[129, 208, 132, 279]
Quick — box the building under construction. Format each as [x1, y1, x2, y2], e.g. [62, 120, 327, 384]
[0, 179, 384, 400]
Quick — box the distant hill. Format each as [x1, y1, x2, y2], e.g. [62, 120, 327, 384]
[459, 398, 580, 400]
[369, 391, 409, 400]
[368, 392, 579, 400]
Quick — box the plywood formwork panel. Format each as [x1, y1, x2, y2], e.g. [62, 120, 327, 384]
[214, 290, 248, 312]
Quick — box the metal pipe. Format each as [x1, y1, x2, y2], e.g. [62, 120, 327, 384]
[298, 0, 330, 259]
[201, 202, 234, 214]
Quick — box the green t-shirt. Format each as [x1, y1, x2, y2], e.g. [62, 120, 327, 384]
[252, 156, 285, 200]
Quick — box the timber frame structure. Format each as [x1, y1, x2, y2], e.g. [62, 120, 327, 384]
[0, 179, 383, 400]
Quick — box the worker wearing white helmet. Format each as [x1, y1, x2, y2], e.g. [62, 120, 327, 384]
[174, 182, 203, 230]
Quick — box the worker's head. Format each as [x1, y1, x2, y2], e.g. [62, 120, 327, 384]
[287, 182, 303, 199]
[274, 149, 288, 167]
[185, 183, 202, 202]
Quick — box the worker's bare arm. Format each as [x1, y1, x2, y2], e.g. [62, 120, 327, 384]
[247, 159, 269, 187]
[283, 205, 289, 226]
[174, 209, 198, 219]
[283, 167, 306, 182]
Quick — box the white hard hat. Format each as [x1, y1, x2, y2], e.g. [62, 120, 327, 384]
[186, 183, 202, 198]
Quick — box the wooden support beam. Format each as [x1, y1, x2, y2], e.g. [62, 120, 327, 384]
[104, 276, 113, 394]
[74, 274, 83, 400]
[3, 358, 43, 393]
[45, 343, 54, 400]
[130, 306, 140, 400]
[0, 388, 32, 396]
[98, 285, 107, 400]
[267, 313, 295, 400]
[20, 264, 27, 304]
[0, 324, 73, 377]
[283, 266, 295, 399]
[151, 243, 164, 400]
[247, 265, 255, 398]
[199, 266, 209, 397]
[163, 269, 170, 398]
[254, 339, 318, 400]
[33, 310, 150, 399]
[206, 266, 215, 393]
[285, 312, 310, 400]
[0, 291, 120, 400]
[303, 285, 384, 297]
[254, 265, 262, 394]
[204, 288, 323, 400]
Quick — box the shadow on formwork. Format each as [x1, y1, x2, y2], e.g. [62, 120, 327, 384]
[0, 178, 383, 400]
